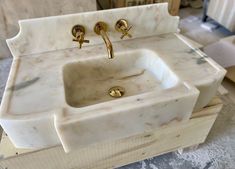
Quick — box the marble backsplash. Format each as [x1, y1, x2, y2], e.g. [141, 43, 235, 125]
[6, 3, 179, 58]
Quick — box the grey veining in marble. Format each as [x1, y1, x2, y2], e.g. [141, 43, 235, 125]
[0, 58, 12, 103]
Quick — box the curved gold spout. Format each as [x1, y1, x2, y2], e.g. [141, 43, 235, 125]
[99, 30, 114, 59]
[94, 22, 114, 59]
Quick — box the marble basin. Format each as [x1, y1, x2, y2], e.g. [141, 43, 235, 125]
[63, 50, 179, 108]
[55, 49, 199, 152]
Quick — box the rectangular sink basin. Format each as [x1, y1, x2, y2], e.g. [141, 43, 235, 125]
[55, 49, 199, 152]
[63, 49, 179, 108]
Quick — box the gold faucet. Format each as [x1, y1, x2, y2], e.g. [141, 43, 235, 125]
[72, 25, 89, 49]
[94, 22, 114, 59]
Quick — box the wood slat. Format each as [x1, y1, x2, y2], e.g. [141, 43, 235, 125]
[226, 66, 235, 83]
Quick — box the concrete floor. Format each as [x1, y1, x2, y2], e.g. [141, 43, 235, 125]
[0, 7, 235, 169]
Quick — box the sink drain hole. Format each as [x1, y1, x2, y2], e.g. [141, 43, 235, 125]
[108, 86, 125, 98]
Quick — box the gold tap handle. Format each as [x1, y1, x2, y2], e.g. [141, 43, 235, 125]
[72, 25, 90, 49]
[78, 39, 90, 48]
[73, 32, 90, 49]
[115, 19, 132, 39]
[120, 25, 132, 39]
[78, 32, 90, 49]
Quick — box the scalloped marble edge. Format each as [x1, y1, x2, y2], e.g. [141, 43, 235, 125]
[6, 3, 179, 58]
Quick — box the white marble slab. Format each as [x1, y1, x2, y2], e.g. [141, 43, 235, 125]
[0, 3, 226, 152]
[6, 3, 179, 57]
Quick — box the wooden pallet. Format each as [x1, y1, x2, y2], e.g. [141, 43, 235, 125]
[0, 97, 223, 169]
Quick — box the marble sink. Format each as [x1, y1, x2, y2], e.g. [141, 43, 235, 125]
[0, 3, 226, 152]
[63, 49, 180, 108]
[57, 49, 199, 152]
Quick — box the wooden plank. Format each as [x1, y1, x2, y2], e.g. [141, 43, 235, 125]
[191, 100, 223, 118]
[169, 0, 181, 16]
[112, 0, 125, 8]
[0, 97, 222, 169]
[226, 66, 235, 83]
[218, 85, 229, 95]
[0, 132, 30, 157]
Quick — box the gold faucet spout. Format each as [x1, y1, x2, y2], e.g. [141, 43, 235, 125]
[94, 22, 114, 59]
[100, 30, 114, 59]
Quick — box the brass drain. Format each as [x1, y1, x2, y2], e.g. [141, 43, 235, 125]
[108, 86, 125, 98]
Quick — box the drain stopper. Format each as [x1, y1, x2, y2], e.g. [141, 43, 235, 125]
[108, 86, 125, 98]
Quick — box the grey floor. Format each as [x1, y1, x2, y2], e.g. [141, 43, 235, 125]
[0, 7, 235, 169]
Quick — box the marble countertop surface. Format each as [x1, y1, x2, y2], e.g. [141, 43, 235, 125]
[3, 33, 225, 117]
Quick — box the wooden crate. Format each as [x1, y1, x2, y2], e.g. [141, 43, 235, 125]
[0, 97, 222, 169]
[112, 0, 181, 15]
